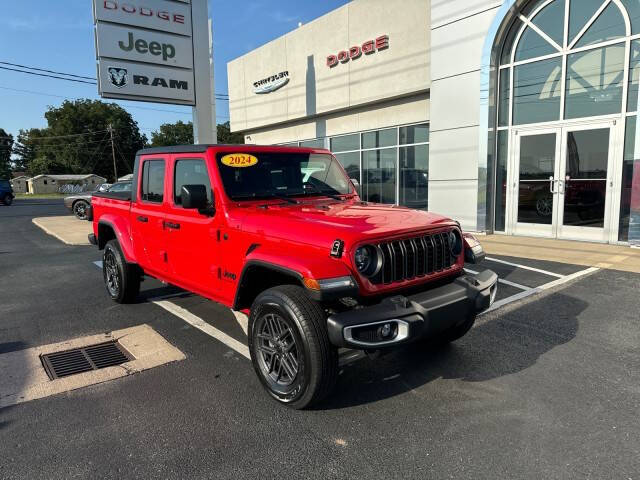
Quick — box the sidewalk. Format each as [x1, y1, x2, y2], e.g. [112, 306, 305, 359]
[32, 216, 91, 245]
[480, 234, 640, 274]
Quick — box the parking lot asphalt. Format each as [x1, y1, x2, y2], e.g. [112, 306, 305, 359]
[1, 199, 639, 479]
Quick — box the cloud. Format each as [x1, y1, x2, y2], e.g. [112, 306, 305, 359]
[269, 11, 298, 23]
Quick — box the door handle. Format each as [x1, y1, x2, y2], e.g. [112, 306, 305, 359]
[549, 176, 556, 194]
[137, 215, 148, 223]
[164, 221, 180, 230]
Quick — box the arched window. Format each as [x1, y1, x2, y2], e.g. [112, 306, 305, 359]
[498, 0, 632, 126]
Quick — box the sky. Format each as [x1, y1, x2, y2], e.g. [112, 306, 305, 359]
[0, 0, 349, 143]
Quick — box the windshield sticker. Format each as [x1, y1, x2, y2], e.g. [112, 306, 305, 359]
[221, 153, 258, 168]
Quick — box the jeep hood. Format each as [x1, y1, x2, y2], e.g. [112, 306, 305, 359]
[236, 200, 455, 247]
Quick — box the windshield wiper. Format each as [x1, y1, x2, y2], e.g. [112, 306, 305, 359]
[232, 192, 298, 204]
[303, 182, 344, 201]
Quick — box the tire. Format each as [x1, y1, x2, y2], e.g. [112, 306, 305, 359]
[2, 194, 12, 206]
[248, 285, 338, 409]
[433, 314, 477, 345]
[102, 239, 141, 303]
[73, 200, 89, 220]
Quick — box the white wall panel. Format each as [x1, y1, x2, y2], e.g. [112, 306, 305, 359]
[428, 126, 480, 181]
[430, 70, 481, 132]
[428, 179, 479, 230]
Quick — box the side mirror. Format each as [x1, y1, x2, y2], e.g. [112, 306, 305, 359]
[181, 184, 214, 216]
[350, 178, 360, 194]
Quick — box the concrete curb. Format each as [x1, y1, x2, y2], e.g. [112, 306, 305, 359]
[32, 216, 91, 246]
[0, 324, 185, 409]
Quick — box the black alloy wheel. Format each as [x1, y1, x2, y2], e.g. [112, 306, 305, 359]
[103, 248, 121, 298]
[255, 312, 301, 389]
[73, 201, 89, 220]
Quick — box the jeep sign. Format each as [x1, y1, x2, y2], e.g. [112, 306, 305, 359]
[96, 23, 193, 69]
[98, 59, 195, 104]
[93, 0, 197, 106]
[93, 0, 192, 36]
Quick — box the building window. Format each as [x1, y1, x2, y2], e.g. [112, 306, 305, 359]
[299, 138, 325, 148]
[329, 123, 430, 209]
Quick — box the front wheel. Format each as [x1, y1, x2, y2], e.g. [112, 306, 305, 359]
[103, 240, 141, 303]
[73, 200, 89, 220]
[2, 194, 12, 206]
[248, 285, 338, 409]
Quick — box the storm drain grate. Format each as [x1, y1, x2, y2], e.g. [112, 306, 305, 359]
[41, 341, 133, 380]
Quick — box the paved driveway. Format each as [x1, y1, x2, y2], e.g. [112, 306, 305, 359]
[1, 199, 639, 479]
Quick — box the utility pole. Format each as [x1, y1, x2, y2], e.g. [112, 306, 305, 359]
[108, 124, 117, 181]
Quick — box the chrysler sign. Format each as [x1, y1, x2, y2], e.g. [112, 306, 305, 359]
[253, 71, 289, 94]
[93, 0, 195, 105]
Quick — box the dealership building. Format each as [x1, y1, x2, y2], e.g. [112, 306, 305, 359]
[227, 0, 640, 246]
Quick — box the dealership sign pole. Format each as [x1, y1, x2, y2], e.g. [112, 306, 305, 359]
[92, 0, 216, 144]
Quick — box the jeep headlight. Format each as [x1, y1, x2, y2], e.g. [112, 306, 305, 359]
[354, 245, 381, 277]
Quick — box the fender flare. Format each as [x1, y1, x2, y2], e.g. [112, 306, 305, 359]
[97, 217, 137, 264]
[232, 260, 303, 310]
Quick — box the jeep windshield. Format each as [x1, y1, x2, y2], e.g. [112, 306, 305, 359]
[216, 152, 353, 201]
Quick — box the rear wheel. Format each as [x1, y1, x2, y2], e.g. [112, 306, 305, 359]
[73, 200, 89, 220]
[103, 239, 140, 303]
[248, 285, 338, 409]
[2, 194, 12, 206]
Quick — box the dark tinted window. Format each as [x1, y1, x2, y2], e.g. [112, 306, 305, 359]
[141, 159, 165, 203]
[174, 158, 212, 205]
[109, 182, 131, 192]
[216, 152, 351, 200]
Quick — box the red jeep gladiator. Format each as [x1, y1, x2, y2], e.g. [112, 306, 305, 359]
[89, 145, 497, 408]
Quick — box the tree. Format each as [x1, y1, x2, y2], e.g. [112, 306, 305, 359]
[217, 121, 244, 144]
[0, 129, 13, 179]
[150, 120, 193, 146]
[16, 100, 147, 181]
[149, 120, 244, 146]
[13, 128, 45, 173]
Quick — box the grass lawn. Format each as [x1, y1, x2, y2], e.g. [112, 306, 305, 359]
[15, 193, 67, 199]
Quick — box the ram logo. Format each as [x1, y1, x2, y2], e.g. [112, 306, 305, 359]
[107, 67, 128, 88]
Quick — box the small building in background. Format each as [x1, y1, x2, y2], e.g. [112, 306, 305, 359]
[10, 176, 29, 193]
[27, 174, 107, 194]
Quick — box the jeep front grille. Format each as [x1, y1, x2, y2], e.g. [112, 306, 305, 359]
[371, 231, 456, 285]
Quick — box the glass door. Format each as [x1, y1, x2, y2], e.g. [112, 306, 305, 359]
[556, 123, 615, 242]
[508, 122, 616, 241]
[511, 128, 561, 237]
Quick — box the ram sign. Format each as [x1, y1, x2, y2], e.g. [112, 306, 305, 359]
[93, 0, 196, 105]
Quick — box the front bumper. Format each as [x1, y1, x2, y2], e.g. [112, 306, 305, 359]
[327, 270, 498, 348]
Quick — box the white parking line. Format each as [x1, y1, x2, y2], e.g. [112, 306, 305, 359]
[482, 266, 599, 314]
[153, 300, 250, 359]
[464, 268, 532, 291]
[485, 256, 564, 278]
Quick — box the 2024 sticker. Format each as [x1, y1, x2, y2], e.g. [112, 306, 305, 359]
[221, 153, 258, 167]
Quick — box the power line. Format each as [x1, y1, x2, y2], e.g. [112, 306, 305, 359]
[0, 60, 229, 97]
[0, 61, 96, 81]
[0, 86, 194, 115]
[0, 65, 97, 85]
